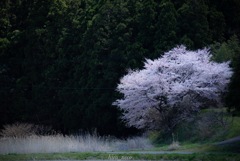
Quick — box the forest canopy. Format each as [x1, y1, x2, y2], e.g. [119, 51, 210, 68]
[0, 0, 240, 136]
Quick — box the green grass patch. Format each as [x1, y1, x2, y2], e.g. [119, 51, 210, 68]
[150, 139, 240, 154]
[204, 142, 240, 153]
[226, 117, 240, 139]
[0, 152, 240, 161]
[150, 142, 210, 152]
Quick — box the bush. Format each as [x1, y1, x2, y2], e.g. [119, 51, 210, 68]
[151, 108, 232, 143]
[0, 122, 56, 138]
[148, 130, 173, 144]
[174, 109, 231, 142]
[195, 109, 229, 141]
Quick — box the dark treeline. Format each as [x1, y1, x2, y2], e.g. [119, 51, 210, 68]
[0, 0, 240, 136]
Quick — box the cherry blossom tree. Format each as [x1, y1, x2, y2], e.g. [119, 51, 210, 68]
[113, 46, 233, 132]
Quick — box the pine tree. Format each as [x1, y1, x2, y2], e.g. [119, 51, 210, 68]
[177, 0, 211, 49]
[154, 0, 177, 55]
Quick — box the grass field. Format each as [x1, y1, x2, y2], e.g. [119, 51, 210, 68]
[1, 137, 240, 161]
[0, 113, 239, 160]
[0, 152, 240, 161]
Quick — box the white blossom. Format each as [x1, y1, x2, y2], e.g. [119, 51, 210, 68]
[113, 46, 233, 130]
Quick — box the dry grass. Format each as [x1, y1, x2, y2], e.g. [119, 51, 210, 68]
[0, 123, 152, 154]
[113, 137, 153, 151]
[0, 134, 152, 154]
[0, 123, 55, 138]
[168, 141, 180, 151]
[0, 123, 35, 138]
[0, 134, 109, 154]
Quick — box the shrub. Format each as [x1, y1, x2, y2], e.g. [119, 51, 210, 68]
[0, 122, 56, 138]
[0, 123, 36, 138]
[195, 110, 229, 141]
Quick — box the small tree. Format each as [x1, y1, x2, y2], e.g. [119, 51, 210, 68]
[113, 46, 232, 133]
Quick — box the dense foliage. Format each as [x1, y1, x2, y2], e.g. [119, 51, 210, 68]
[0, 0, 240, 136]
[211, 36, 240, 114]
[114, 46, 232, 132]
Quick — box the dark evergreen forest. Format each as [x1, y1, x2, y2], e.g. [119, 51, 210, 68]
[0, 0, 240, 136]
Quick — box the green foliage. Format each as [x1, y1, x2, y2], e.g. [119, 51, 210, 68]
[211, 42, 233, 63]
[211, 36, 240, 114]
[154, 0, 177, 55]
[208, 7, 226, 42]
[177, 0, 211, 49]
[226, 55, 240, 113]
[150, 108, 240, 144]
[211, 35, 240, 67]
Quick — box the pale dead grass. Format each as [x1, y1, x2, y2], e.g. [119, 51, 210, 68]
[0, 123, 152, 154]
[0, 134, 152, 154]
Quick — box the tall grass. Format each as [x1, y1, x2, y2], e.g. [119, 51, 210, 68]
[0, 134, 152, 154]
